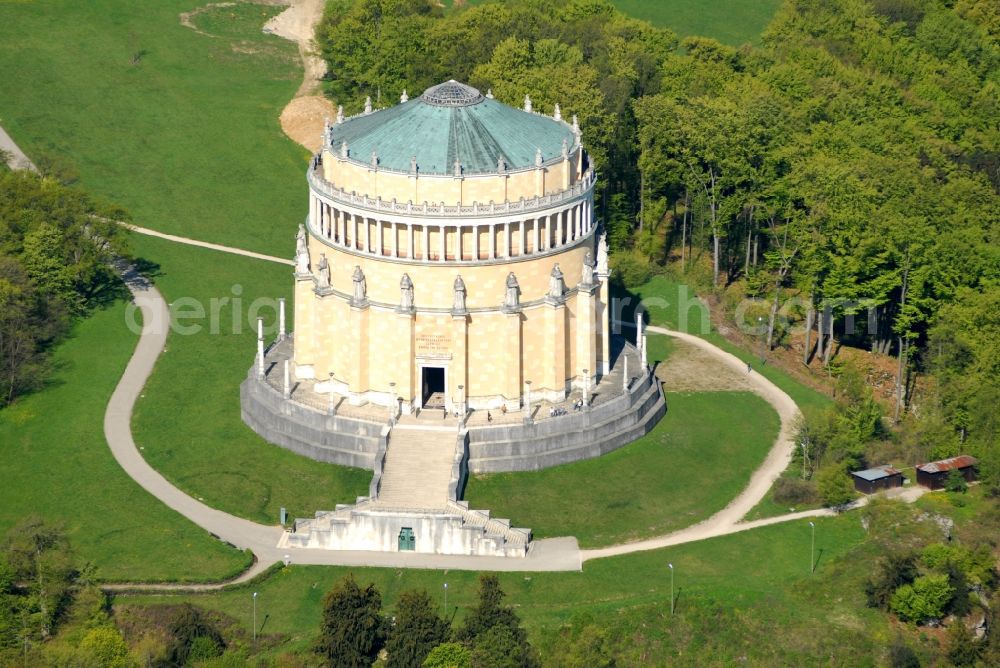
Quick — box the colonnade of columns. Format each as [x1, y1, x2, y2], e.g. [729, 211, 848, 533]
[309, 195, 594, 261]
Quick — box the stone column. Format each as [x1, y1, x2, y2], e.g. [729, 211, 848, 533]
[523, 380, 532, 422]
[519, 220, 526, 257]
[456, 223, 463, 260]
[439, 225, 446, 262]
[256, 317, 265, 380]
[472, 224, 480, 260]
[278, 297, 286, 341]
[532, 218, 540, 254]
[556, 210, 563, 246]
[576, 282, 597, 396]
[391, 221, 397, 258]
[596, 247, 611, 375]
[488, 223, 496, 259]
[504, 222, 511, 258]
[407, 223, 414, 259]
[422, 225, 430, 261]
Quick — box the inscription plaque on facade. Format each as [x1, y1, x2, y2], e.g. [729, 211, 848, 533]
[416, 333, 451, 358]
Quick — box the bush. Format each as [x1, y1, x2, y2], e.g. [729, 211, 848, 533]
[610, 250, 653, 288]
[866, 551, 918, 610]
[772, 476, 819, 506]
[79, 626, 131, 668]
[890, 574, 954, 623]
[817, 465, 856, 507]
[946, 622, 982, 666]
[423, 643, 470, 668]
[945, 469, 968, 493]
[887, 635, 920, 668]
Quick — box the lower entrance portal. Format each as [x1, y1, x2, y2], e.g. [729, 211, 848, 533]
[398, 527, 415, 551]
[421, 366, 446, 409]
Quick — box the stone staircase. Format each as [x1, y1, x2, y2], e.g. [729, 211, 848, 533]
[374, 424, 456, 509]
[280, 420, 532, 556]
[445, 500, 531, 549]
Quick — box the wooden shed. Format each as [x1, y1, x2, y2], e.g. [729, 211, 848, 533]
[850, 465, 904, 494]
[916, 455, 978, 490]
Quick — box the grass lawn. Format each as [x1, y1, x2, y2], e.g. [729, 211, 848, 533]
[442, 0, 782, 45]
[611, 0, 782, 45]
[0, 302, 252, 582]
[0, 0, 305, 256]
[130, 234, 370, 525]
[121, 513, 882, 662]
[465, 391, 780, 547]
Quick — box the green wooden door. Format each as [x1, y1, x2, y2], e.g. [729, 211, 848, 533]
[398, 527, 415, 551]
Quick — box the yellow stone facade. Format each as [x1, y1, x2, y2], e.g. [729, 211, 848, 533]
[292, 88, 611, 413]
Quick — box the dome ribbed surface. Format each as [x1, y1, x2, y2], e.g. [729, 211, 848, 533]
[327, 80, 575, 176]
[420, 80, 484, 107]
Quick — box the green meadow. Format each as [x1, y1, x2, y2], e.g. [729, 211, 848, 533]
[465, 391, 780, 547]
[442, 0, 782, 45]
[0, 302, 251, 582]
[0, 0, 306, 255]
[124, 513, 887, 663]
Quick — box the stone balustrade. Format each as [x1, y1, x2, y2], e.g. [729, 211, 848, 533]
[307, 166, 596, 263]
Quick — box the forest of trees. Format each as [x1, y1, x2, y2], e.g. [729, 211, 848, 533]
[317, 0, 999, 491]
[0, 170, 129, 406]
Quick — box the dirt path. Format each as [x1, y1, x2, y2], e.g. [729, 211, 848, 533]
[0, 124, 38, 172]
[122, 222, 293, 266]
[264, 0, 335, 152]
[178, 0, 333, 152]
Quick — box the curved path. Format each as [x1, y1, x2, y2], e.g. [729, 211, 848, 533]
[103, 261, 820, 582]
[104, 262, 581, 575]
[122, 223, 293, 266]
[581, 324, 814, 561]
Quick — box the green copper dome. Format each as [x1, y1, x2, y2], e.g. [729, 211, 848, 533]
[327, 80, 576, 176]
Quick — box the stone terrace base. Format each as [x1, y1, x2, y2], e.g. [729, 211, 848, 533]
[280, 500, 531, 558]
[242, 336, 664, 474]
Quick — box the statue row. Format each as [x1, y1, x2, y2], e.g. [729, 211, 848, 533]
[296, 224, 602, 312]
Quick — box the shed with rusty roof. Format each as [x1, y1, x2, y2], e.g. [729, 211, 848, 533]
[916, 455, 978, 490]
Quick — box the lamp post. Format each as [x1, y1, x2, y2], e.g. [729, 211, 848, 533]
[252, 591, 258, 645]
[801, 440, 809, 479]
[809, 521, 816, 574]
[758, 315, 766, 364]
[443, 582, 448, 615]
[327, 371, 335, 415]
[668, 563, 675, 615]
[389, 382, 396, 423]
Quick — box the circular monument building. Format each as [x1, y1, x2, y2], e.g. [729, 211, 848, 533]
[296, 80, 606, 413]
[243, 80, 663, 483]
